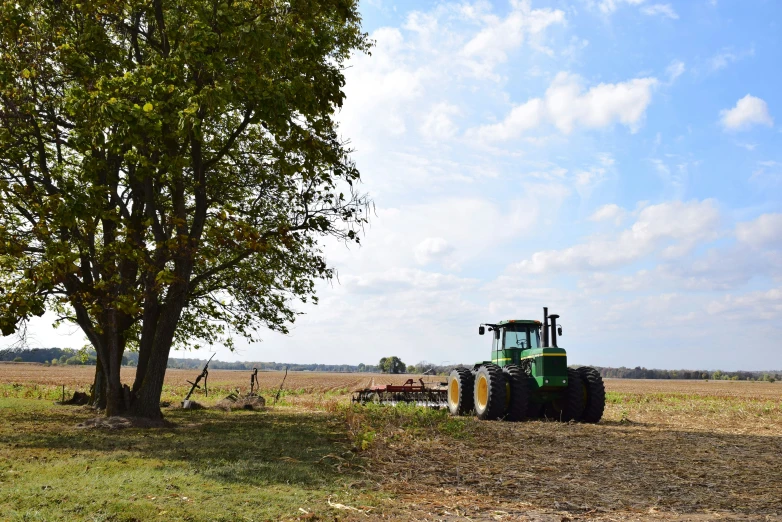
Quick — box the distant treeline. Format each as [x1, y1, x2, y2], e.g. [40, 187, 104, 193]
[0, 347, 140, 366]
[166, 357, 381, 373]
[1, 348, 779, 381]
[593, 366, 780, 382]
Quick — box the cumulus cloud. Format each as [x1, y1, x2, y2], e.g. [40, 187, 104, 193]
[707, 287, 782, 320]
[589, 203, 626, 224]
[736, 213, 782, 249]
[462, 1, 566, 76]
[341, 268, 476, 295]
[414, 237, 455, 265]
[339, 27, 428, 146]
[515, 199, 721, 273]
[719, 95, 774, 132]
[471, 72, 658, 141]
[640, 4, 678, 19]
[420, 102, 461, 141]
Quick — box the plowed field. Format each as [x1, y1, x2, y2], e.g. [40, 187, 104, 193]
[0, 363, 428, 393]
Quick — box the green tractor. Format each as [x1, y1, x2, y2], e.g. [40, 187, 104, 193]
[447, 307, 605, 422]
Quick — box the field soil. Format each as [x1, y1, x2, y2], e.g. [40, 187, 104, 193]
[0, 365, 780, 521]
[0, 364, 422, 393]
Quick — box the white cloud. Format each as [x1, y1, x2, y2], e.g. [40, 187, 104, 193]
[589, 203, 626, 224]
[414, 237, 455, 265]
[640, 4, 679, 19]
[598, 0, 645, 14]
[462, 1, 566, 77]
[598, 0, 678, 19]
[666, 60, 686, 83]
[736, 213, 782, 249]
[472, 72, 658, 141]
[341, 267, 475, 294]
[339, 27, 428, 147]
[709, 47, 754, 72]
[719, 94, 774, 132]
[707, 287, 782, 320]
[420, 102, 461, 141]
[515, 199, 721, 273]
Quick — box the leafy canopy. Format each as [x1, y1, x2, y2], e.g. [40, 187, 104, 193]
[0, 0, 371, 351]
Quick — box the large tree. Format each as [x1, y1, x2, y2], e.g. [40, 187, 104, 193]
[0, 0, 370, 418]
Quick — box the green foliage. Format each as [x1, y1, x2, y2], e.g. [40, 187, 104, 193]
[12, 356, 22, 362]
[378, 356, 406, 374]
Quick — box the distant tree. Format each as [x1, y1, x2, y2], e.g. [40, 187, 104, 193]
[0, 0, 371, 418]
[378, 356, 406, 374]
[13, 356, 22, 362]
[407, 364, 416, 374]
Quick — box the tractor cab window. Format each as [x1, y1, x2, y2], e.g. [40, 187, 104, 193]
[502, 326, 540, 350]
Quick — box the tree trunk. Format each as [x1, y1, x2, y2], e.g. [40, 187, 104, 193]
[89, 359, 107, 409]
[128, 296, 187, 419]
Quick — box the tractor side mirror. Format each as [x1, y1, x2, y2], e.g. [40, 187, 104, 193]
[558, 325, 563, 336]
[478, 326, 485, 335]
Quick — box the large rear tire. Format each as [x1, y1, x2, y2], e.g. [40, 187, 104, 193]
[577, 366, 605, 423]
[447, 368, 474, 416]
[545, 368, 585, 422]
[526, 402, 545, 419]
[474, 365, 506, 420]
[502, 365, 528, 421]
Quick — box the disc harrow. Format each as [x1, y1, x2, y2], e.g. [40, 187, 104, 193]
[352, 378, 447, 408]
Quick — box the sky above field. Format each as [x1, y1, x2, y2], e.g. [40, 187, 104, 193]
[10, 0, 782, 371]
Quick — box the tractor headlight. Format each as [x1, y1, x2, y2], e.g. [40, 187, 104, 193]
[562, 379, 566, 384]
[544, 379, 549, 384]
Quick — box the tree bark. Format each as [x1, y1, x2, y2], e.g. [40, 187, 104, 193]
[89, 358, 107, 409]
[128, 279, 190, 419]
[128, 308, 182, 419]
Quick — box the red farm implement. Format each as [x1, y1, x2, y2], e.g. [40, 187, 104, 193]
[352, 378, 447, 408]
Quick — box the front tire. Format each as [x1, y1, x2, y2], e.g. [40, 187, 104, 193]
[503, 365, 528, 421]
[447, 368, 474, 416]
[474, 365, 506, 420]
[577, 366, 605, 423]
[545, 368, 585, 422]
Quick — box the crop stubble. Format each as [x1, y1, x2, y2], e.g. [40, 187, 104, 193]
[1, 364, 780, 520]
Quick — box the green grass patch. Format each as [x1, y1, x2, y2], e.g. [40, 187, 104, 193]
[342, 403, 475, 451]
[0, 398, 374, 521]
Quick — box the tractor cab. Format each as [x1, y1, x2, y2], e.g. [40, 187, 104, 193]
[478, 308, 568, 389]
[482, 320, 541, 366]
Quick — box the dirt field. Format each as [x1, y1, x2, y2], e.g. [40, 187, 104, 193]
[1, 364, 780, 520]
[0, 363, 423, 392]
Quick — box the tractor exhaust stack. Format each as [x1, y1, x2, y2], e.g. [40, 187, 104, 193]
[549, 314, 560, 348]
[542, 307, 549, 347]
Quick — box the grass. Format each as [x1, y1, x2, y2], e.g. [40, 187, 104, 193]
[0, 398, 376, 522]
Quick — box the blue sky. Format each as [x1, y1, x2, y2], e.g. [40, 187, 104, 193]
[12, 0, 782, 370]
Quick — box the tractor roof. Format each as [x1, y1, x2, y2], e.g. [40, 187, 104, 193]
[497, 319, 541, 326]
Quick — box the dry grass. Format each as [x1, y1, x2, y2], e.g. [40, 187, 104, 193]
[343, 380, 782, 521]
